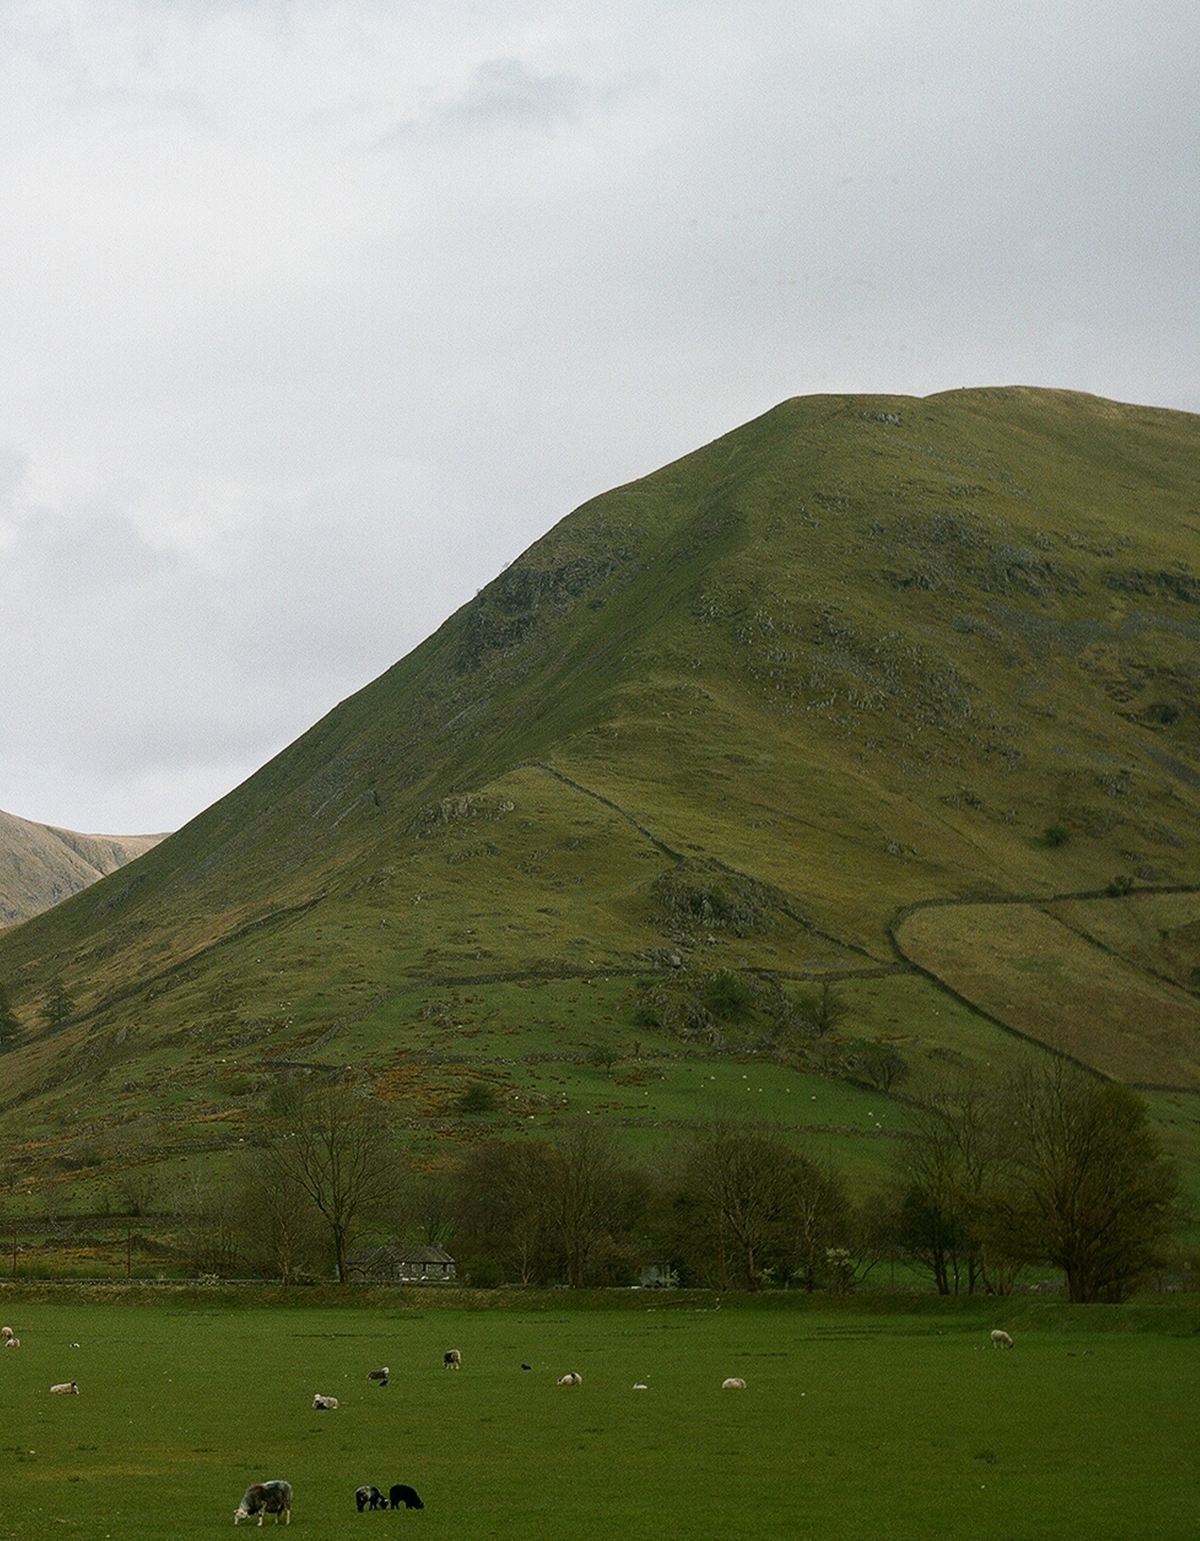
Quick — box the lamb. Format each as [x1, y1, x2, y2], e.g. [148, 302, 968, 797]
[556, 1372, 582, 1386]
[234, 1481, 292, 1526]
[50, 1382, 79, 1395]
[312, 1393, 339, 1409]
[443, 1349, 461, 1369]
[388, 1485, 424, 1511]
[355, 1486, 386, 1512]
[0, 1326, 13, 1340]
[367, 1367, 389, 1385]
[721, 1377, 746, 1390]
[4, 1336, 19, 1348]
[990, 1329, 1014, 1349]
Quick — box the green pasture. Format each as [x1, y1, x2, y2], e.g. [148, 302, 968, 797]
[0, 1293, 1196, 1541]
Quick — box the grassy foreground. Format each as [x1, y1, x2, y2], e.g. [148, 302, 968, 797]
[0, 1291, 1196, 1541]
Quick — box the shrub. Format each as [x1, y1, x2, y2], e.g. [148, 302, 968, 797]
[457, 1082, 498, 1115]
[703, 971, 756, 1022]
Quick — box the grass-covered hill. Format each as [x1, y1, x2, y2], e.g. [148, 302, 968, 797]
[0, 811, 165, 928]
[2, 386, 1200, 1214]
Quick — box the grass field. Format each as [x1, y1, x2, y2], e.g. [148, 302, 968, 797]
[0, 1292, 1196, 1541]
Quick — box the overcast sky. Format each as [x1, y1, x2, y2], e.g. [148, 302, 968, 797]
[2, 0, 1197, 835]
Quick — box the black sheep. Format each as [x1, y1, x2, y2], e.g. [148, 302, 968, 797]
[389, 1485, 424, 1511]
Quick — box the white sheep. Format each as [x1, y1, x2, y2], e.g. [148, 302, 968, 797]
[990, 1329, 1014, 1349]
[556, 1372, 582, 1386]
[443, 1349, 462, 1369]
[0, 1326, 13, 1340]
[721, 1377, 746, 1390]
[312, 1394, 338, 1410]
[234, 1480, 292, 1526]
[50, 1382, 79, 1395]
[4, 1336, 19, 1349]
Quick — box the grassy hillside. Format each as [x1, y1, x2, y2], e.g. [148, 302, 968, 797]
[2, 387, 1199, 1219]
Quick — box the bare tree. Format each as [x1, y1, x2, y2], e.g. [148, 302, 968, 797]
[451, 1139, 559, 1284]
[988, 1062, 1179, 1302]
[236, 1162, 329, 1283]
[263, 1083, 400, 1283]
[394, 1162, 458, 1249]
[173, 1173, 244, 1277]
[790, 1156, 851, 1290]
[671, 1121, 822, 1290]
[890, 1070, 1027, 1295]
[547, 1120, 627, 1289]
[451, 1126, 644, 1287]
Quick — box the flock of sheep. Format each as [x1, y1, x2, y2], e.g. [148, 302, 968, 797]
[8, 1318, 1019, 1526]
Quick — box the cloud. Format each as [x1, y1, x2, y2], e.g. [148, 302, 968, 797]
[436, 57, 592, 134]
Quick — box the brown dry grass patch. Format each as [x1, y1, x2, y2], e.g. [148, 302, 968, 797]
[895, 901, 1200, 1088]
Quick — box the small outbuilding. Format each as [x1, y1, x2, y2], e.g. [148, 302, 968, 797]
[348, 1243, 457, 1284]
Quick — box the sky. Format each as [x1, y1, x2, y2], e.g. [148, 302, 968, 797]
[2, 0, 1197, 836]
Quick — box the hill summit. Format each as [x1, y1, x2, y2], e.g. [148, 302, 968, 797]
[2, 387, 1199, 1193]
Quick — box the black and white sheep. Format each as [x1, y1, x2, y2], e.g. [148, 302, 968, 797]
[50, 1381, 79, 1395]
[367, 1367, 389, 1385]
[443, 1349, 461, 1369]
[556, 1372, 582, 1386]
[355, 1486, 386, 1512]
[312, 1393, 339, 1409]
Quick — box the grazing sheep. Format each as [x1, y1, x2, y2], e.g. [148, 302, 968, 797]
[235, 1486, 268, 1526]
[388, 1485, 424, 1511]
[367, 1367, 389, 1385]
[990, 1330, 1014, 1349]
[721, 1377, 746, 1390]
[556, 1372, 582, 1386]
[355, 1486, 386, 1512]
[234, 1481, 292, 1526]
[443, 1349, 461, 1369]
[312, 1393, 339, 1410]
[0, 1326, 13, 1340]
[50, 1382, 79, 1395]
[633, 1383, 648, 1391]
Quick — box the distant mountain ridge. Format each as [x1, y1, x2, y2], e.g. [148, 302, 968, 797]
[0, 809, 166, 926]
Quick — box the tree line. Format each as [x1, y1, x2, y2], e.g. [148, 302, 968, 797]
[168, 1059, 1183, 1303]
